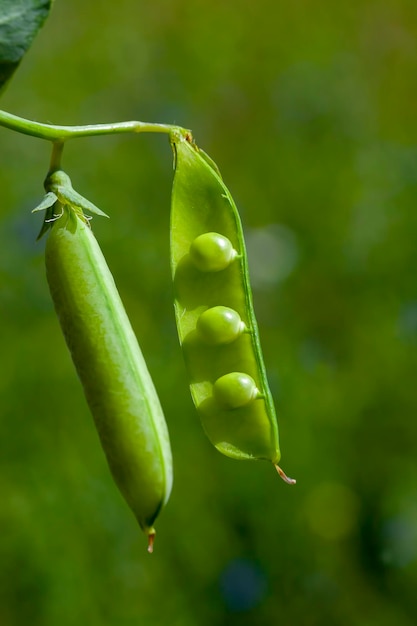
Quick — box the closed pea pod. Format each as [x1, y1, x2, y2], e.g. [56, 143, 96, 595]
[170, 134, 294, 482]
[43, 176, 173, 551]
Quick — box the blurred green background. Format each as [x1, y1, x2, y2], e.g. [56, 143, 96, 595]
[2, 0, 417, 624]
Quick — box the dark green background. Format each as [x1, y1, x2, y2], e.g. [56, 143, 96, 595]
[1, 1, 417, 624]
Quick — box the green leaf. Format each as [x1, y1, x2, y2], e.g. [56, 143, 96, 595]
[54, 185, 109, 218]
[31, 191, 57, 212]
[35, 200, 60, 240]
[0, 0, 53, 95]
[45, 170, 110, 219]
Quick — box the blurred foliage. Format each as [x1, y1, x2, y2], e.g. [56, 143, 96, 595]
[1, 0, 417, 624]
[0, 0, 53, 95]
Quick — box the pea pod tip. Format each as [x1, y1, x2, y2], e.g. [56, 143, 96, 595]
[147, 530, 156, 554]
[275, 465, 296, 485]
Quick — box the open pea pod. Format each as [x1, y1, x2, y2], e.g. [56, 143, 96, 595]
[170, 133, 294, 483]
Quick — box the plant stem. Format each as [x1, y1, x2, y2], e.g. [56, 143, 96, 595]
[49, 142, 64, 172]
[0, 109, 189, 142]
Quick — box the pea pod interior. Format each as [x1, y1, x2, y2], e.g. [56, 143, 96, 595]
[170, 135, 282, 466]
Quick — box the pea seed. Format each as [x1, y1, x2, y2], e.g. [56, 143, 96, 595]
[197, 306, 245, 345]
[213, 372, 259, 409]
[189, 232, 237, 272]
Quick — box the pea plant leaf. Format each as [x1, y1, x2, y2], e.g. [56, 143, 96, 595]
[31, 191, 58, 213]
[0, 0, 53, 96]
[53, 185, 110, 218]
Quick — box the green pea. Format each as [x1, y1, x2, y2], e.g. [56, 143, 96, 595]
[213, 372, 259, 408]
[189, 232, 237, 272]
[170, 133, 295, 483]
[197, 306, 245, 345]
[45, 204, 173, 551]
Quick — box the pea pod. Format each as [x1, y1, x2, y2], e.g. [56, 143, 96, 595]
[44, 192, 173, 550]
[170, 134, 294, 482]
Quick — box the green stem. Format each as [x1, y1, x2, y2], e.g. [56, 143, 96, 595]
[49, 141, 64, 172]
[0, 109, 190, 142]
